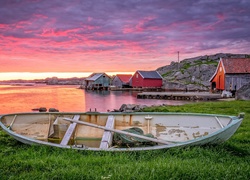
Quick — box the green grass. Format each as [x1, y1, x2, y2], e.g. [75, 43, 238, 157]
[179, 59, 217, 76]
[182, 62, 192, 70]
[1, 101, 250, 179]
[161, 70, 173, 77]
[193, 59, 218, 66]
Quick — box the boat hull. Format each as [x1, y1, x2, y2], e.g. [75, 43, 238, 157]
[0, 112, 243, 151]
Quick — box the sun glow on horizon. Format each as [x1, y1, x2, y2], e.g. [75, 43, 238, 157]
[0, 72, 134, 81]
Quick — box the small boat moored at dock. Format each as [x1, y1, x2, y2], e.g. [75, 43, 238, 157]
[0, 112, 243, 151]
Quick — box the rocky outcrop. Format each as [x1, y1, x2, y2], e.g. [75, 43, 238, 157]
[113, 104, 148, 112]
[49, 108, 59, 112]
[45, 77, 85, 85]
[157, 53, 250, 91]
[32, 107, 59, 112]
[235, 83, 250, 100]
[46, 77, 59, 85]
[113, 104, 170, 112]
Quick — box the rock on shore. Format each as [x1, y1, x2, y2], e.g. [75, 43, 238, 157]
[113, 104, 167, 112]
[235, 83, 250, 100]
[112, 104, 148, 112]
[31, 107, 59, 112]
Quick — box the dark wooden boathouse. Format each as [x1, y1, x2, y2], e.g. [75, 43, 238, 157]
[85, 73, 111, 90]
[209, 58, 250, 92]
[112, 74, 132, 88]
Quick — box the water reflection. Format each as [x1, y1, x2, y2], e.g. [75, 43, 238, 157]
[83, 90, 188, 112]
[0, 85, 189, 114]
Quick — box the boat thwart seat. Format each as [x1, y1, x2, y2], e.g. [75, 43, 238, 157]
[99, 115, 115, 149]
[60, 115, 80, 146]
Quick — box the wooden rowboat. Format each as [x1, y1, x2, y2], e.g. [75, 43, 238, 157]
[0, 112, 243, 151]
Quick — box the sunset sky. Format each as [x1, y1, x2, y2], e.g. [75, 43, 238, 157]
[0, 0, 250, 80]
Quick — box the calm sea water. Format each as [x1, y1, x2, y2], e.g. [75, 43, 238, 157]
[0, 84, 188, 114]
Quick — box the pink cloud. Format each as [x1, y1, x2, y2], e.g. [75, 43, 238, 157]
[0, 0, 249, 77]
[123, 16, 157, 33]
[41, 28, 79, 37]
[216, 13, 225, 21]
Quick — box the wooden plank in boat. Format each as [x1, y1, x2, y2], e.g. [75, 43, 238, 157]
[48, 114, 55, 137]
[60, 115, 80, 146]
[49, 117, 63, 138]
[215, 116, 224, 128]
[99, 115, 115, 149]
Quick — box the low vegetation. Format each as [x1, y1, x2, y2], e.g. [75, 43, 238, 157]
[193, 59, 218, 66]
[161, 70, 173, 77]
[1, 101, 250, 179]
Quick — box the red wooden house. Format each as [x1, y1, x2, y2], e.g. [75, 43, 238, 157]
[131, 70, 163, 88]
[209, 58, 250, 91]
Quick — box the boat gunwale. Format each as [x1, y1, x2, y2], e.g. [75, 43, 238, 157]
[0, 112, 243, 151]
[0, 111, 239, 121]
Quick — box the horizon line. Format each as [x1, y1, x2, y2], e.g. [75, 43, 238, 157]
[0, 72, 135, 81]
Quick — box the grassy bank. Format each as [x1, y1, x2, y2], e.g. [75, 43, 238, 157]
[0, 101, 249, 179]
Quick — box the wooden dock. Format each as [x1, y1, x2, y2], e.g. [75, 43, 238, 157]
[137, 92, 222, 101]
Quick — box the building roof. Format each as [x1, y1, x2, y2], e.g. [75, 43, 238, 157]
[209, 58, 250, 82]
[85, 73, 104, 81]
[116, 74, 132, 83]
[222, 58, 250, 74]
[137, 70, 162, 79]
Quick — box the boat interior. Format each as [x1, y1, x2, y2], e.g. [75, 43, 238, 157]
[0, 113, 233, 148]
